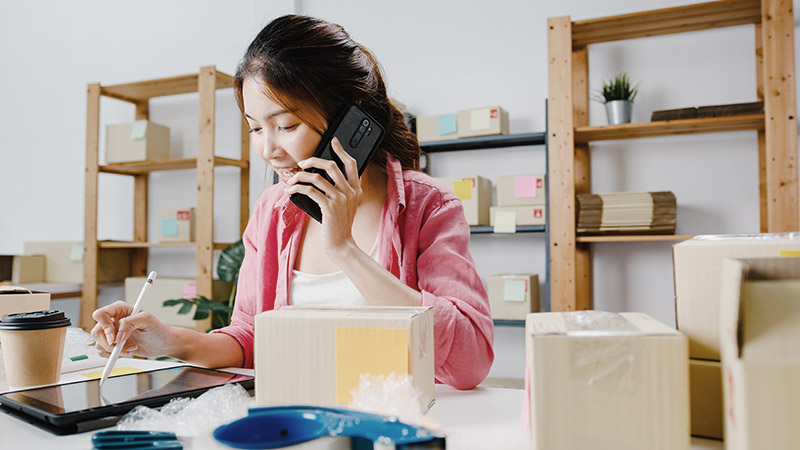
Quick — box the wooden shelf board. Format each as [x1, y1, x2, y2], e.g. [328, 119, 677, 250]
[470, 225, 546, 234]
[572, 0, 761, 47]
[101, 71, 234, 103]
[420, 132, 546, 152]
[574, 114, 764, 142]
[99, 156, 248, 175]
[98, 241, 235, 250]
[577, 234, 693, 243]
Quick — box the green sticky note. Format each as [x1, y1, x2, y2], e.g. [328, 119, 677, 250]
[504, 279, 526, 302]
[161, 218, 178, 237]
[437, 114, 457, 136]
[130, 120, 148, 140]
[69, 244, 85, 262]
[493, 210, 517, 234]
[70, 354, 89, 362]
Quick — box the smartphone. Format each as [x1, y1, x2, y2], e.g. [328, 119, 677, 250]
[290, 104, 385, 222]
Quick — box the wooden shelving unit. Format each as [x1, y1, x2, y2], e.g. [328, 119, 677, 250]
[547, 0, 798, 311]
[81, 66, 250, 330]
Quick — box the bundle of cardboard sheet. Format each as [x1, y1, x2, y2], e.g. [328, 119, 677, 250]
[576, 191, 676, 235]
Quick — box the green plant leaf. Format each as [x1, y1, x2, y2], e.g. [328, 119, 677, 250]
[218, 239, 245, 282]
[594, 72, 639, 104]
[178, 302, 194, 316]
[162, 299, 185, 307]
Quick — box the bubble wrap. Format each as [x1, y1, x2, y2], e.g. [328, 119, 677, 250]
[348, 372, 439, 429]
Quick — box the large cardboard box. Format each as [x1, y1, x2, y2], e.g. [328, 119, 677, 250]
[720, 257, 800, 450]
[456, 106, 509, 138]
[255, 306, 434, 410]
[0, 255, 45, 284]
[435, 176, 492, 226]
[526, 311, 689, 450]
[488, 274, 539, 320]
[689, 358, 723, 440]
[23, 242, 132, 284]
[672, 233, 800, 360]
[0, 287, 50, 319]
[416, 114, 458, 142]
[490, 205, 545, 227]
[124, 277, 232, 331]
[157, 208, 195, 243]
[106, 120, 170, 163]
[497, 175, 546, 206]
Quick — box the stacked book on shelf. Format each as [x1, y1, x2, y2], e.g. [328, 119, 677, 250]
[577, 191, 676, 235]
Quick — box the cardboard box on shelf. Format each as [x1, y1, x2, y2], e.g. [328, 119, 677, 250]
[124, 277, 232, 331]
[720, 257, 800, 450]
[0, 255, 45, 284]
[22, 242, 132, 284]
[0, 287, 50, 318]
[490, 205, 545, 227]
[488, 274, 539, 320]
[496, 175, 546, 206]
[255, 306, 434, 410]
[526, 311, 689, 450]
[106, 120, 170, 164]
[157, 208, 195, 243]
[456, 106, 509, 138]
[689, 358, 723, 440]
[435, 176, 492, 226]
[672, 233, 800, 360]
[416, 114, 458, 142]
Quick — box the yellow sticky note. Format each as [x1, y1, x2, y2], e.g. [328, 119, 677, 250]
[81, 366, 144, 379]
[494, 210, 517, 233]
[335, 328, 409, 404]
[780, 250, 800, 257]
[453, 179, 473, 200]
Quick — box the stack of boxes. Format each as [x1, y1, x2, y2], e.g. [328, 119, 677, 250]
[492, 175, 546, 230]
[417, 106, 509, 142]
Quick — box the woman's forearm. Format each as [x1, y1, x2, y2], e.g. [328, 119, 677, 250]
[167, 328, 244, 368]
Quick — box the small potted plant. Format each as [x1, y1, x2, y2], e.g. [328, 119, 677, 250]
[594, 73, 638, 125]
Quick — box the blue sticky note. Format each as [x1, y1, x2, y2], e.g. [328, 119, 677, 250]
[161, 218, 178, 237]
[437, 114, 457, 136]
[503, 279, 526, 302]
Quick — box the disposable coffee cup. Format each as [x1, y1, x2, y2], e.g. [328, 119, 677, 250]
[0, 310, 71, 388]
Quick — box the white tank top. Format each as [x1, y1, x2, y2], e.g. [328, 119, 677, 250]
[289, 238, 380, 306]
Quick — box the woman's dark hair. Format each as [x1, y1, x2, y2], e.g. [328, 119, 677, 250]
[234, 14, 420, 172]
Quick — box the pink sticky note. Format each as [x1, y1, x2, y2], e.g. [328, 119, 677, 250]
[515, 176, 538, 199]
[183, 284, 197, 299]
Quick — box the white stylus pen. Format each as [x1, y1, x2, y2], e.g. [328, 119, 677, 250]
[99, 271, 157, 387]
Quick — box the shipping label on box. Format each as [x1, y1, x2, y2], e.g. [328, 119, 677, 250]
[106, 120, 170, 164]
[673, 233, 800, 360]
[497, 174, 546, 206]
[0, 287, 50, 318]
[158, 208, 195, 243]
[456, 106, 509, 138]
[488, 274, 539, 320]
[689, 359, 723, 440]
[720, 257, 800, 450]
[23, 242, 132, 284]
[490, 205, 545, 228]
[526, 311, 689, 450]
[255, 306, 434, 410]
[435, 176, 492, 226]
[416, 114, 458, 142]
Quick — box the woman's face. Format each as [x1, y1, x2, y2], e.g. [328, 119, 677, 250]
[242, 77, 326, 183]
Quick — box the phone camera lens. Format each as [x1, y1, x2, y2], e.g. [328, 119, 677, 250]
[358, 125, 366, 133]
[362, 119, 369, 127]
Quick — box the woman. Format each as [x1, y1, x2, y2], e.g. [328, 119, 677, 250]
[92, 14, 493, 389]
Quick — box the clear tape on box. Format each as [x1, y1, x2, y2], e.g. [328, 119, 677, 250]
[563, 311, 640, 391]
[692, 232, 800, 241]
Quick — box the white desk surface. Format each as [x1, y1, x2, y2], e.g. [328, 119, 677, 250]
[0, 359, 723, 449]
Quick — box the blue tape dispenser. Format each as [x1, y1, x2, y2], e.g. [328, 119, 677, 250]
[213, 406, 446, 449]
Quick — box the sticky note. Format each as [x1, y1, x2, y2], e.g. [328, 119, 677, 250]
[69, 244, 85, 262]
[780, 250, 800, 257]
[69, 354, 89, 362]
[493, 210, 517, 233]
[515, 176, 539, 199]
[183, 283, 197, 299]
[470, 108, 491, 130]
[161, 218, 178, 237]
[81, 366, 144, 379]
[130, 120, 148, 140]
[437, 114, 457, 136]
[453, 180, 473, 200]
[335, 328, 409, 404]
[503, 279, 527, 302]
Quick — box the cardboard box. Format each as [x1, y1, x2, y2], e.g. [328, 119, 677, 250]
[106, 120, 170, 163]
[456, 106, 509, 138]
[497, 175, 546, 206]
[490, 205, 545, 227]
[689, 358, 723, 440]
[157, 208, 195, 243]
[526, 311, 689, 450]
[435, 176, 492, 226]
[416, 114, 458, 142]
[720, 257, 800, 450]
[488, 274, 539, 320]
[672, 233, 800, 360]
[23, 242, 132, 284]
[0, 287, 50, 318]
[124, 277, 232, 331]
[255, 306, 434, 409]
[0, 255, 45, 284]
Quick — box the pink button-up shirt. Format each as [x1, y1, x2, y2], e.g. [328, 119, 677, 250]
[213, 156, 494, 389]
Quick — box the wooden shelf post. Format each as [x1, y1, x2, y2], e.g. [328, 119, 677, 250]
[81, 83, 101, 331]
[196, 66, 217, 300]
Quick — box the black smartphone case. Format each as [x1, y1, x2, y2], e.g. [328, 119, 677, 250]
[289, 105, 385, 222]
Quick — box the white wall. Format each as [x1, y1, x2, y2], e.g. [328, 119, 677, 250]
[2, 0, 799, 381]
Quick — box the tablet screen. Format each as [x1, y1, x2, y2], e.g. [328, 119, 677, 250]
[0, 366, 252, 417]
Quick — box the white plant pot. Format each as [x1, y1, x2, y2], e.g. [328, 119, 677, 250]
[605, 100, 632, 125]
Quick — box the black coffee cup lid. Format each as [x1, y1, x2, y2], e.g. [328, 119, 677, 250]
[0, 310, 71, 331]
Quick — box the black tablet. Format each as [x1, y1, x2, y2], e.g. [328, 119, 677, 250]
[0, 365, 254, 433]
